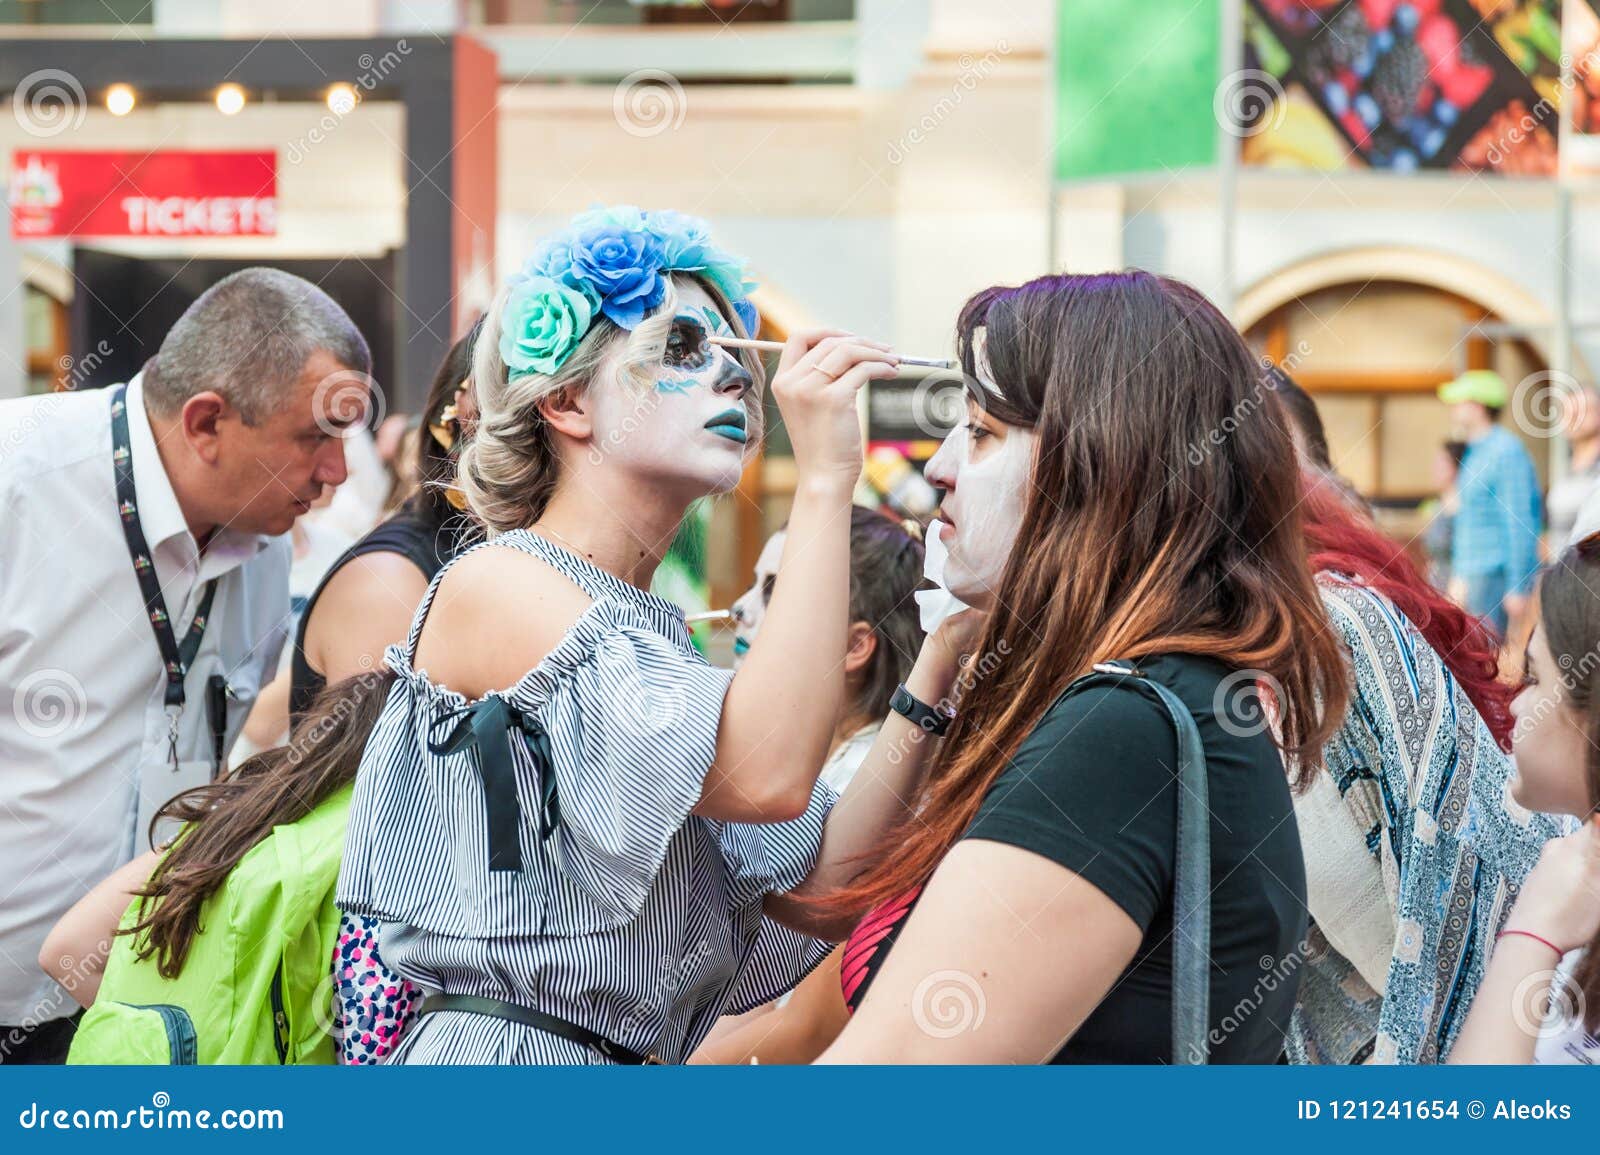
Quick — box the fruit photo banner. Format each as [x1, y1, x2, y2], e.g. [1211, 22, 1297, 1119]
[1239, 0, 1577, 175]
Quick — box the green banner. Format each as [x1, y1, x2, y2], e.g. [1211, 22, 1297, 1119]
[1055, 0, 1221, 181]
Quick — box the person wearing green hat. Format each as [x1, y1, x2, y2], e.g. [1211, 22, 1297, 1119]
[1438, 369, 1542, 637]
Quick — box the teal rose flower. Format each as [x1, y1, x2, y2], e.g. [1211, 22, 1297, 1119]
[698, 246, 756, 304]
[499, 275, 593, 377]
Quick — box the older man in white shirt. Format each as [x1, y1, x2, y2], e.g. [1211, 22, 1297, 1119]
[0, 268, 371, 1062]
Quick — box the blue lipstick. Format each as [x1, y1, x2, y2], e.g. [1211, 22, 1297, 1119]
[704, 407, 748, 445]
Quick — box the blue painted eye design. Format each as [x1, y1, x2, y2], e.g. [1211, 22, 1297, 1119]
[665, 316, 715, 372]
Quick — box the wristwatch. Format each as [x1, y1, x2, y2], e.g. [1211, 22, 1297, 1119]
[890, 683, 954, 736]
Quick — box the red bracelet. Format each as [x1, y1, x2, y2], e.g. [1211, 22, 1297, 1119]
[1497, 929, 1565, 958]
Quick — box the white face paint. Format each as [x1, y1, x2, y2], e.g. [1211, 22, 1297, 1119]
[584, 279, 756, 496]
[729, 530, 785, 668]
[923, 398, 1035, 610]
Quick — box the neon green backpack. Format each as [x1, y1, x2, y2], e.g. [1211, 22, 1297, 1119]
[68, 784, 352, 1065]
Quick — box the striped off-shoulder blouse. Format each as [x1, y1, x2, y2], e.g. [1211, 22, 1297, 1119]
[337, 528, 834, 1064]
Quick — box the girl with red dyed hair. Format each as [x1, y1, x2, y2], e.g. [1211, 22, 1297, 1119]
[1270, 372, 1559, 1064]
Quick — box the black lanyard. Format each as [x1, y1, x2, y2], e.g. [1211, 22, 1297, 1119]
[110, 384, 218, 767]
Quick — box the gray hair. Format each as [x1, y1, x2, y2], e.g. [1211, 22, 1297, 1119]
[143, 267, 371, 424]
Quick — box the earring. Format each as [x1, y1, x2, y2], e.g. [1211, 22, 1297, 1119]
[429, 403, 459, 452]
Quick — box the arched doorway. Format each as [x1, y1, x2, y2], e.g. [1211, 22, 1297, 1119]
[1239, 249, 1579, 534]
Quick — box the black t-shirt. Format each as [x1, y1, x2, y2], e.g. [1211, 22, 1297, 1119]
[843, 654, 1308, 1064]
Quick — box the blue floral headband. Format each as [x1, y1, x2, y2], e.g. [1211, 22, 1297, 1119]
[499, 205, 759, 379]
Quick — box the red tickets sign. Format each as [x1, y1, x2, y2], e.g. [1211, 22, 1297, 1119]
[9, 150, 277, 238]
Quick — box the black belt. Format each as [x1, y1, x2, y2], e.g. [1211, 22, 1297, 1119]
[418, 994, 663, 1065]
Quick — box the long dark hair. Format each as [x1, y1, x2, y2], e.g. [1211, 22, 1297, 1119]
[823, 271, 1350, 919]
[1533, 535, 1600, 1030]
[124, 673, 394, 978]
[405, 318, 482, 532]
[1263, 363, 1333, 471]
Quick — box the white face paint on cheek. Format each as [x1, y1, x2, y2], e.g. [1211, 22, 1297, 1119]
[940, 427, 1035, 607]
[730, 531, 785, 667]
[584, 284, 750, 493]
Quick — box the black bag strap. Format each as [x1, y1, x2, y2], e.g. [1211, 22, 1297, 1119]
[1061, 662, 1212, 1064]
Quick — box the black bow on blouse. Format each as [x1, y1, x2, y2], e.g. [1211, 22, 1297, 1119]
[427, 696, 561, 872]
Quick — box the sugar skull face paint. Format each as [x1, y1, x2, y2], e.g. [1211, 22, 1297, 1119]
[729, 530, 785, 667]
[923, 397, 1035, 609]
[584, 278, 757, 497]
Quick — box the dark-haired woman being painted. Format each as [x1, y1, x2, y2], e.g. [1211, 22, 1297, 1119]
[776, 271, 1351, 1063]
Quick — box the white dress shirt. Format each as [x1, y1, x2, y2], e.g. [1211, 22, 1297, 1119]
[0, 377, 290, 1025]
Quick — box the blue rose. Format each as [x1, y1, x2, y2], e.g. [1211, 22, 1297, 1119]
[645, 209, 713, 268]
[573, 204, 648, 234]
[569, 223, 666, 329]
[734, 298, 760, 338]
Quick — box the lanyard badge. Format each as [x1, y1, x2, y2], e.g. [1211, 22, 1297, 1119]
[109, 384, 220, 771]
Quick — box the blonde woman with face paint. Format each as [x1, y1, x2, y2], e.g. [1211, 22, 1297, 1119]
[1452, 536, 1600, 1065]
[334, 206, 949, 1065]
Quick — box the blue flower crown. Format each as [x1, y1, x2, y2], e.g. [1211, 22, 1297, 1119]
[499, 205, 759, 379]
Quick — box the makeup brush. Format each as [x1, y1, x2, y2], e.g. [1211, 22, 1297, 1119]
[685, 608, 734, 625]
[708, 335, 955, 371]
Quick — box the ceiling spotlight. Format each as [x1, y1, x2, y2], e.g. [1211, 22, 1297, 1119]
[105, 84, 136, 116]
[215, 83, 246, 116]
[326, 83, 357, 116]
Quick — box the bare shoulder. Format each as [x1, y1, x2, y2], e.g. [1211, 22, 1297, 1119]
[318, 551, 432, 618]
[304, 550, 433, 678]
[414, 543, 595, 698]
